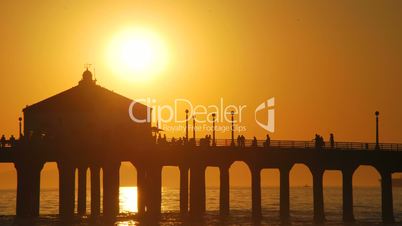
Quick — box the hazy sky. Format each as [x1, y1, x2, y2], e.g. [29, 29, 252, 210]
[0, 1, 401, 188]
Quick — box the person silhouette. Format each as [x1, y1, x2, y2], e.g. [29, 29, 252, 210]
[318, 135, 325, 149]
[330, 133, 335, 149]
[152, 134, 156, 144]
[199, 135, 209, 147]
[189, 138, 195, 146]
[264, 134, 271, 148]
[206, 135, 211, 146]
[314, 134, 324, 150]
[0, 135, 5, 148]
[157, 133, 162, 144]
[252, 136, 258, 147]
[320, 135, 325, 149]
[9, 135, 16, 147]
[237, 135, 241, 147]
[240, 135, 245, 148]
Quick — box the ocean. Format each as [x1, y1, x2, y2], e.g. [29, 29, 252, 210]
[0, 187, 401, 225]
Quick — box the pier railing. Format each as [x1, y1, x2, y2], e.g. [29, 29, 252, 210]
[0, 138, 401, 151]
[212, 139, 402, 151]
[163, 138, 402, 151]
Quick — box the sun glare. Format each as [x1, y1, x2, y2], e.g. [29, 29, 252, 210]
[119, 187, 138, 213]
[107, 28, 169, 82]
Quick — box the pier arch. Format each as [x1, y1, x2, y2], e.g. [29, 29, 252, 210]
[119, 162, 137, 214]
[0, 163, 17, 215]
[75, 166, 90, 215]
[205, 166, 219, 212]
[40, 162, 59, 215]
[353, 165, 381, 222]
[88, 164, 103, 218]
[161, 166, 180, 212]
[323, 170, 342, 221]
[289, 164, 313, 221]
[392, 172, 402, 222]
[230, 161, 251, 215]
[98, 167, 104, 214]
[260, 168, 280, 217]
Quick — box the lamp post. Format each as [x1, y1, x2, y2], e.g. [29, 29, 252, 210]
[212, 113, 216, 146]
[230, 111, 235, 147]
[375, 111, 380, 150]
[18, 117, 22, 140]
[192, 116, 196, 144]
[185, 109, 189, 142]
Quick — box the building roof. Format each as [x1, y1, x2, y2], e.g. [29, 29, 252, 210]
[23, 70, 150, 113]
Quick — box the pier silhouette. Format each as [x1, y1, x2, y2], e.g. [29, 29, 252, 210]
[0, 70, 401, 224]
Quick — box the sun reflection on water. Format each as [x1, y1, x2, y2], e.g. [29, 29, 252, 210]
[119, 187, 138, 213]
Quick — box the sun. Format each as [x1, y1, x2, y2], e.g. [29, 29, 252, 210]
[106, 27, 169, 82]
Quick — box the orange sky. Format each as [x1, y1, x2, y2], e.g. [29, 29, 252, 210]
[0, 1, 401, 188]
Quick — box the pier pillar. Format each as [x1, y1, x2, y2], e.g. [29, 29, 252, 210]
[90, 166, 101, 217]
[32, 164, 42, 217]
[251, 166, 261, 219]
[219, 165, 230, 216]
[189, 165, 206, 217]
[179, 166, 189, 214]
[15, 161, 43, 218]
[77, 166, 87, 215]
[147, 165, 162, 216]
[58, 162, 75, 220]
[342, 168, 355, 222]
[103, 162, 120, 220]
[312, 168, 325, 223]
[380, 170, 394, 223]
[280, 166, 291, 222]
[136, 166, 147, 215]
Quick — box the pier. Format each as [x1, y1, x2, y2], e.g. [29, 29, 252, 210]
[0, 69, 400, 224]
[1, 139, 401, 223]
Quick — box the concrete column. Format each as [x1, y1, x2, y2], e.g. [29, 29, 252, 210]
[136, 166, 146, 215]
[219, 165, 230, 216]
[179, 166, 189, 214]
[342, 168, 354, 222]
[58, 162, 75, 220]
[31, 164, 41, 217]
[189, 165, 206, 217]
[312, 168, 325, 223]
[16, 164, 26, 217]
[90, 166, 100, 217]
[251, 166, 261, 219]
[15, 162, 43, 218]
[147, 166, 162, 216]
[380, 170, 394, 223]
[77, 167, 87, 215]
[280, 166, 291, 222]
[103, 162, 121, 220]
